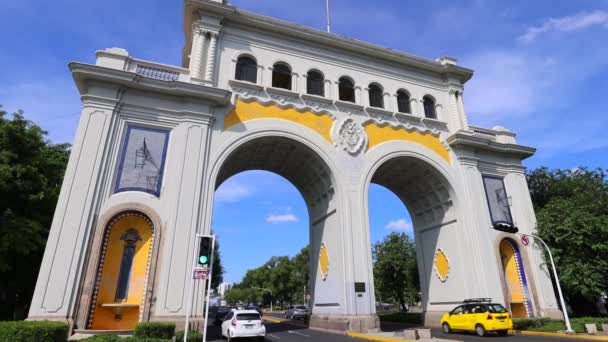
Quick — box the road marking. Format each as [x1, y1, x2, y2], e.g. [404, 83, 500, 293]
[288, 330, 311, 338]
[267, 333, 281, 340]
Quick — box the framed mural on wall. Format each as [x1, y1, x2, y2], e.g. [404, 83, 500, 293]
[114, 125, 170, 197]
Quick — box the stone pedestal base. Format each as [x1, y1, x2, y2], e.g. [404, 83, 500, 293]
[540, 308, 564, 320]
[309, 314, 379, 333]
[423, 311, 445, 328]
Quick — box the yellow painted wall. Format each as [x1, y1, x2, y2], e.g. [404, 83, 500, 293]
[364, 124, 451, 163]
[90, 215, 153, 330]
[499, 240, 527, 318]
[224, 99, 334, 143]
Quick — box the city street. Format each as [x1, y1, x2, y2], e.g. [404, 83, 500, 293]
[202, 312, 587, 342]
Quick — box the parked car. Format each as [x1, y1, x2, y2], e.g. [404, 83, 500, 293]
[246, 305, 263, 316]
[440, 298, 512, 337]
[285, 304, 308, 320]
[221, 309, 266, 341]
[214, 306, 233, 326]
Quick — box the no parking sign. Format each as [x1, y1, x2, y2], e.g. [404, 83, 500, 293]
[521, 235, 530, 246]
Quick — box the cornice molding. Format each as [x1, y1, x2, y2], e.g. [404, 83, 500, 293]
[69, 63, 231, 105]
[447, 131, 536, 159]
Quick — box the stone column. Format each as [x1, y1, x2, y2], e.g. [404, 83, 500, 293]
[448, 89, 463, 131]
[188, 24, 205, 81]
[204, 31, 218, 83]
[456, 90, 469, 129]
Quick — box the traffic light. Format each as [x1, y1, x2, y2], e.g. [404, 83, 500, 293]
[198, 236, 212, 267]
[493, 223, 519, 234]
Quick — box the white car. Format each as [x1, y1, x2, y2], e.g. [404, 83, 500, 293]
[221, 309, 266, 341]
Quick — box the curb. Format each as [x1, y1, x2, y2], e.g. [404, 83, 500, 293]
[512, 330, 608, 341]
[346, 331, 413, 342]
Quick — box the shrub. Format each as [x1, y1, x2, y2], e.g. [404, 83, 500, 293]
[80, 335, 122, 342]
[134, 322, 175, 339]
[175, 330, 201, 342]
[0, 320, 68, 342]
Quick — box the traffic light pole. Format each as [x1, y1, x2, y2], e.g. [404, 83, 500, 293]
[184, 234, 215, 342]
[202, 235, 215, 342]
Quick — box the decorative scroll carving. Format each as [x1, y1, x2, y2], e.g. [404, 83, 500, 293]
[332, 117, 367, 155]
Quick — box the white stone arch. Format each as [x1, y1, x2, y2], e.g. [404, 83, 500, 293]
[199, 118, 359, 323]
[359, 140, 463, 319]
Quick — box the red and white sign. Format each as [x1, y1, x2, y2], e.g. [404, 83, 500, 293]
[521, 235, 530, 246]
[193, 269, 209, 280]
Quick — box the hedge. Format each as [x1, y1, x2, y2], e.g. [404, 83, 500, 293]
[0, 320, 68, 342]
[175, 330, 201, 342]
[513, 317, 608, 333]
[133, 322, 175, 339]
[80, 335, 171, 342]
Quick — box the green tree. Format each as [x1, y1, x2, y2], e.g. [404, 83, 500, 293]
[211, 235, 224, 292]
[0, 106, 70, 320]
[527, 167, 608, 315]
[372, 232, 419, 312]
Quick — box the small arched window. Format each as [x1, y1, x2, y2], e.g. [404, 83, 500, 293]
[423, 95, 437, 119]
[368, 83, 384, 108]
[307, 70, 325, 96]
[272, 63, 292, 90]
[397, 90, 411, 113]
[235, 56, 258, 83]
[338, 77, 355, 103]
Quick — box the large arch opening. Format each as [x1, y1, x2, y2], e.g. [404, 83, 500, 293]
[211, 135, 339, 320]
[368, 155, 457, 321]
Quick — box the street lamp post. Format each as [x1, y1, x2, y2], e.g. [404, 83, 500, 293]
[518, 233, 575, 334]
[251, 287, 273, 312]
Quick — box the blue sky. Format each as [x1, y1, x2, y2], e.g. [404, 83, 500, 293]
[1, 0, 607, 283]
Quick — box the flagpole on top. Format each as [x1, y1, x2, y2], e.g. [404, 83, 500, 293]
[326, 0, 331, 33]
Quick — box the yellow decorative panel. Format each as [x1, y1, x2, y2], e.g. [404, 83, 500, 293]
[319, 243, 329, 281]
[433, 249, 450, 282]
[224, 99, 334, 143]
[90, 214, 153, 330]
[499, 240, 527, 318]
[364, 123, 450, 163]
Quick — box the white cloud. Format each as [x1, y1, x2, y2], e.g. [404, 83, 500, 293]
[385, 219, 413, 232]
[266, 214, 298, 224]
[215, 180, 254, 203]
[520, 11, 608, 43]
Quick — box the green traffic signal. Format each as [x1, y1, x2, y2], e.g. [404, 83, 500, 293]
[199, 255, 209, 264]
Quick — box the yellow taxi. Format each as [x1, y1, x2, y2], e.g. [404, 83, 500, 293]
[440, 298, 513, 336]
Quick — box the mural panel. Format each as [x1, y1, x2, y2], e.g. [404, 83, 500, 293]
[115, 126, 170, 197]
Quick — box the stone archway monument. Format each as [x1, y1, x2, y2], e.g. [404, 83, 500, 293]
[28, 0, 562, 335]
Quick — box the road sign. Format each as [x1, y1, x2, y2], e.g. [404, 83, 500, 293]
[194, 269, 209, 280]
[521, 235, 530, 246]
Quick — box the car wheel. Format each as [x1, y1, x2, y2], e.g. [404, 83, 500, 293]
[497, 330, 508, 336]
[442, 322, 451, 334]
[475, 324, 486, 337]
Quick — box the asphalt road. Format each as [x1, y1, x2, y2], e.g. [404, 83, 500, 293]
[204, 312, 584, 342]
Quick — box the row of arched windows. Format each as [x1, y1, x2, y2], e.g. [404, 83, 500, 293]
[235, 55, 438, 119]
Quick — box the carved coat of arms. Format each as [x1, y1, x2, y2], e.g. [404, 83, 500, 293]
[331, 118, 367, 155]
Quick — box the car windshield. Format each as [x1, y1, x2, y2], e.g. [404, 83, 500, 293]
[295, 306, 306, 310]
[237, 313, 261, 321]
[488, 304, 507, 313]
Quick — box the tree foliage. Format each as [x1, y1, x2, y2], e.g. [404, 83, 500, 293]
[372, 232, 419, 311]
[527, 167, 608, 315]
[0, 106, 71, 320]
[211, 235, 224, 291]
[224, 246, 309, 307]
